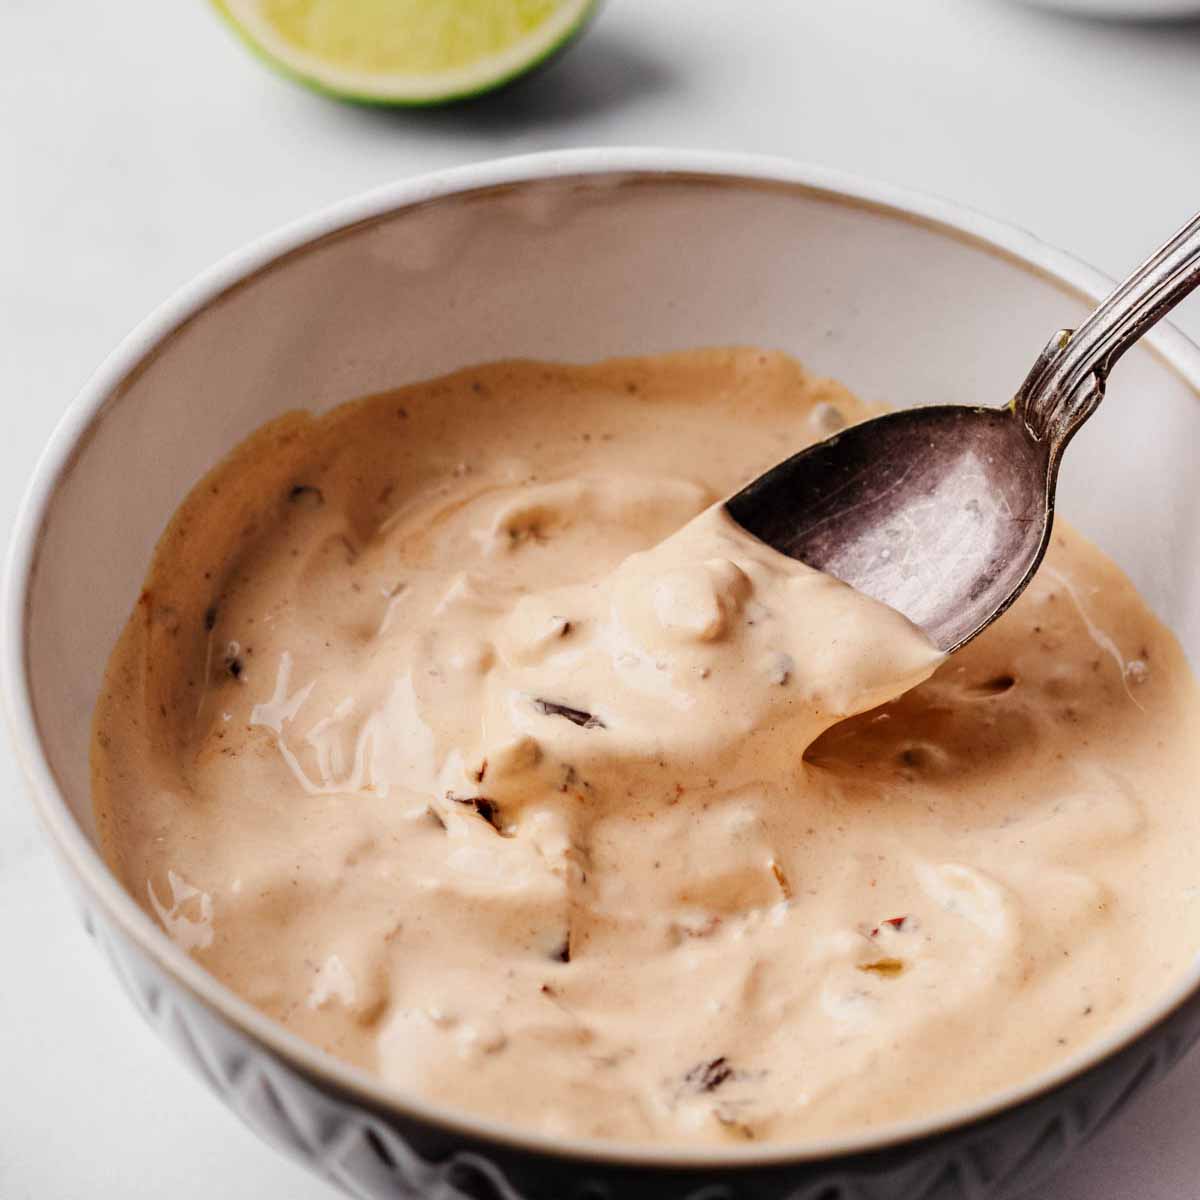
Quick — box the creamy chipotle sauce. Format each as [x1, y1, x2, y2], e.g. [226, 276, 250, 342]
[93, 349, 1200, 1145]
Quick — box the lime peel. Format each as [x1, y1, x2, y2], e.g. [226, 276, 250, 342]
[213, 0, 599, 106]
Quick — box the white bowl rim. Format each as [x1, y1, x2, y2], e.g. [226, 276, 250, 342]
[6, 147, 1200, 1170]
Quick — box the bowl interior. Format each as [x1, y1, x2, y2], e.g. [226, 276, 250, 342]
[23, 169, 1200, 871]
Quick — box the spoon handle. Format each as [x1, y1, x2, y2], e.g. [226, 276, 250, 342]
[1015, 209, 1200, 449]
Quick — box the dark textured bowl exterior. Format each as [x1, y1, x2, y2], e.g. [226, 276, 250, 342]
[67, 860, 1200, 1200]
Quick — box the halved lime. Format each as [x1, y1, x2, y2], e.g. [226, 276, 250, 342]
[213, 0, 599, 106]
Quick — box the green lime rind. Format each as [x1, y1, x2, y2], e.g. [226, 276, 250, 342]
[209, 0, 601, 108]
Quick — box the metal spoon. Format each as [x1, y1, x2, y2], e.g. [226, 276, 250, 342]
[726, 210, 1200, 653]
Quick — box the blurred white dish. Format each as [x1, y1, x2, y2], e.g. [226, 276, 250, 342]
[1017, 0, 1200, 17]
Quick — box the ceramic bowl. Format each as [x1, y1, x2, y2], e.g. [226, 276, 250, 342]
[7, 149, 1200, 1200]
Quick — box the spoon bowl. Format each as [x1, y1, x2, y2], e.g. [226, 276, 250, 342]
[727, 404, 1051, 651]
[729, 210, 1200, 651]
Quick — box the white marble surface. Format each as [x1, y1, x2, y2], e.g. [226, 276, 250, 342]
[4, 3, 1200, 1197]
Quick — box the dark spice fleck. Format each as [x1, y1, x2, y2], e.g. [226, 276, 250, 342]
[447, 792, 508, 835]
[533, 698, 605, 730]
[979, 673, 1016, 695]
[226, 656, 244, 680]
[769, 860, 792, 899]
[288, 484, 325, 508]
[554, 935, 571, 963]
[204, 605, 217, 631]
[685, 1057, 734, 1093]
[870, 916, 908, 937]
